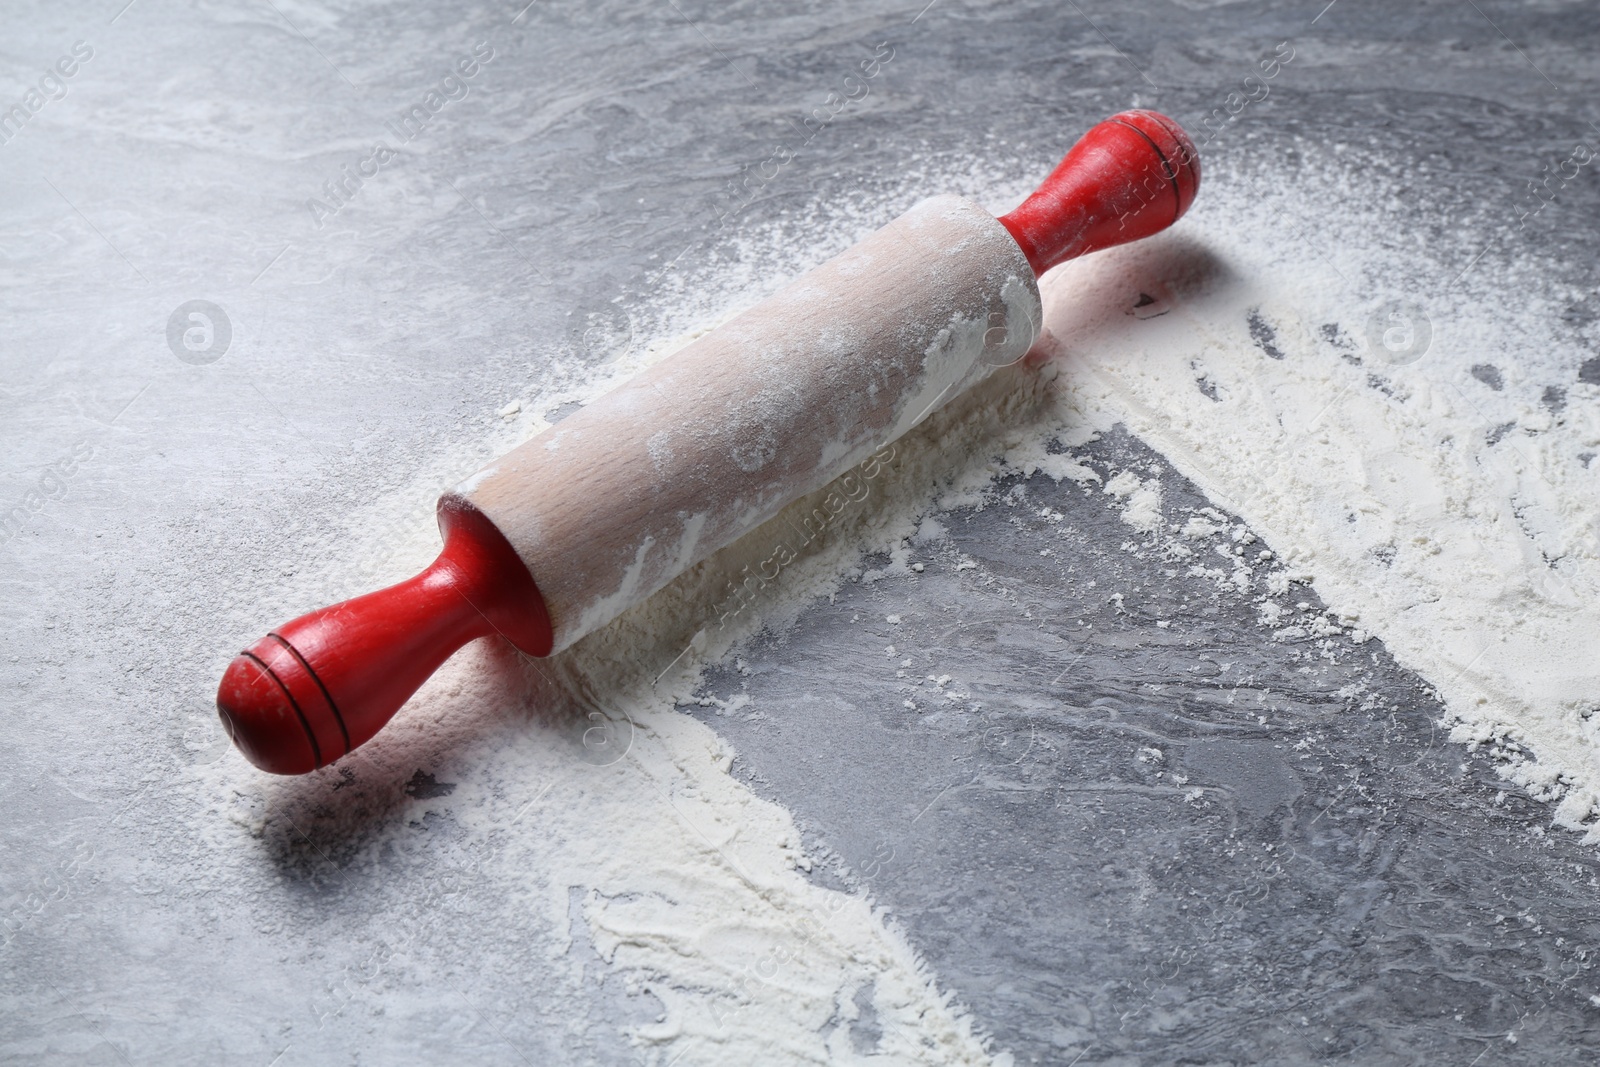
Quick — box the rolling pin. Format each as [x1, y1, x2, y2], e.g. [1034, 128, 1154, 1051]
[217, 110, 1200, 774]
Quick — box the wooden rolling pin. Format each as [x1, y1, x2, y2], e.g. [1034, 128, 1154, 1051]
[217, 110, 1200, 774]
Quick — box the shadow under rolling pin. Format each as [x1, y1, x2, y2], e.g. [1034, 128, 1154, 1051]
[217, 110, 1201, 775]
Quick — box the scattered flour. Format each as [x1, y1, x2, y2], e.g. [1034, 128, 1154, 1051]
[1026, 451, 1101, 486]
[1037, 146, 1600, 839]
[188, 134, 1600, 1062]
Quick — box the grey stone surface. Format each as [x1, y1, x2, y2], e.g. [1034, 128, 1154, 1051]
[691, 427, 1600, 1065]
[6, 0, 1600, 1064]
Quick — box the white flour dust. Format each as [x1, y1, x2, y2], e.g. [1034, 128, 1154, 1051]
[192, 137, 1600, 1063]
[1038, 144, 1600, 838]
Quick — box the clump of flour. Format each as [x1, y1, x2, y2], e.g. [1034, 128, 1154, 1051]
[1103, 469, 1164, 534]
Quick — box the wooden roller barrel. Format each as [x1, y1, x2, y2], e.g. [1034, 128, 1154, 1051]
[458, 195, 1039, 654]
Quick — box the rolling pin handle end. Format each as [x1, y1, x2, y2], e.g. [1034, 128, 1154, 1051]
[215, 499, 551, 775]
[1000, 109, 1201, 277]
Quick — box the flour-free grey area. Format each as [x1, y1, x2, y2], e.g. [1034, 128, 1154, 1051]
[7, 0, 1600, 1064]
[694, 427, 1600, 1064]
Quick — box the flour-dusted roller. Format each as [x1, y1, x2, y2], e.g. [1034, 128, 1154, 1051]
[217, 110, 1200, 774]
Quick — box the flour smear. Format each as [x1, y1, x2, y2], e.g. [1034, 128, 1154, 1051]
[194, 137, 1600, 1064]
[1041, 143, 1600, 839]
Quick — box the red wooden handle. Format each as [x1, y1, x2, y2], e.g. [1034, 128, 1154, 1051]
[1000, 109, 1200, 277]
[215, 498, 552, 774]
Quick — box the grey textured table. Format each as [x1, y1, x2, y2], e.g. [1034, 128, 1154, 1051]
[6, 1, 1600, 1064]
